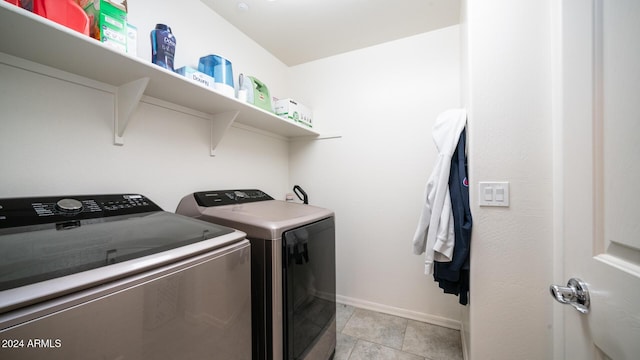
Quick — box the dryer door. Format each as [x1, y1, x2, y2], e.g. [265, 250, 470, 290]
[282, 217, 336, 360]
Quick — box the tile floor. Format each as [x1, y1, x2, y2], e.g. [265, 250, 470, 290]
[335, 304, 463, 360]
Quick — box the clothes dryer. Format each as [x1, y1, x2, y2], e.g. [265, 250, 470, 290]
[177, 189, 336, 360]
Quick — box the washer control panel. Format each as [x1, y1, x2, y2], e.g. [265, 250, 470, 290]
[194, 189, 274, 207]
[0, 194, 162, 229]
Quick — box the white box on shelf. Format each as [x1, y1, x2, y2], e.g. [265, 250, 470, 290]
[275, 98, 313, 128]
[126, 23, 137, 56]
[176, 66, 215, 89]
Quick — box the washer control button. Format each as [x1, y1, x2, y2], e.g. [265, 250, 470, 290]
[55, 198, 84, 214]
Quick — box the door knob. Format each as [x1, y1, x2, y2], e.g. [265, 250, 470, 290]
[549, 278, 590, 314]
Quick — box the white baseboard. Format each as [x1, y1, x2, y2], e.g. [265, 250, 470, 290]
[335, 294, 461, 331]
[460, 320, 470, 360]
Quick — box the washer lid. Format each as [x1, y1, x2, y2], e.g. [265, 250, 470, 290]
[0, 208, 235, 292]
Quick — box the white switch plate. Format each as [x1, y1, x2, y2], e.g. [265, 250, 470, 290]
[478, 182, 510, 207]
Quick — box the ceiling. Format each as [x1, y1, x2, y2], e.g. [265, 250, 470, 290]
[200, 0, 461, 66]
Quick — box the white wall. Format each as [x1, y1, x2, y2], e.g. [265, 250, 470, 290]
[287, 26, 464, 325]
[0, 64, 290, 211]
[0, 0, 292, 211]
[463, 0, 554, 358]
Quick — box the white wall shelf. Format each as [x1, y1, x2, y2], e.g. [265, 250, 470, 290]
[0, 3, 319, 155]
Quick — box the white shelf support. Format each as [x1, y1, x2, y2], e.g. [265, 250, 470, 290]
[114, 77, 150, 145]
[210, 111, 240, 156]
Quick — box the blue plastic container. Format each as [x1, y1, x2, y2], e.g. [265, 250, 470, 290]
[198, 55, 234, 96]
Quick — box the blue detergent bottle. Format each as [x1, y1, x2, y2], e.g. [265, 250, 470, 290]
[150, 24, 176, 71]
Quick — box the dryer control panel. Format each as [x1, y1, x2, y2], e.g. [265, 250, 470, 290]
[194, 189, 273, 207]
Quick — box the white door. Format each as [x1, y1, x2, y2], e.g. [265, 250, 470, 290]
[556, 0, 640, 358]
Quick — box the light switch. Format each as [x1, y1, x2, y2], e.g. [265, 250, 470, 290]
[484, 187, 493, 201]
[478, 182, 510, 207]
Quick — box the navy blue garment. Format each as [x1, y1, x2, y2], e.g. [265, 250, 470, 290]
[433, 128, 472, 305]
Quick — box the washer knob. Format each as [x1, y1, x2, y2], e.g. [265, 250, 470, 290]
[56, 198, 84, 214]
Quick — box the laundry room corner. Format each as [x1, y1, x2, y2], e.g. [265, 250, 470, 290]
[287, 25, 465, 326]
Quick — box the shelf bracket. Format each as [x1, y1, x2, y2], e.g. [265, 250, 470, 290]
[114, 77, 150, 145]
[210, 111, 239, 156]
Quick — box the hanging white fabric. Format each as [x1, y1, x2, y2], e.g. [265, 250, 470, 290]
[412, 108, 467, 275]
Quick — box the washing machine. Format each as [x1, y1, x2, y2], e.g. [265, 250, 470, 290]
[177, 189, 336, 360]
[0, 193, 252, 360]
